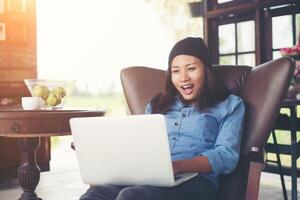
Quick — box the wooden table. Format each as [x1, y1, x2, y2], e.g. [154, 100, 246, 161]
[0, 108, 105, 200]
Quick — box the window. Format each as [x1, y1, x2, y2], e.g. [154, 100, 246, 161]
[272, 13, 300, 59]
[204, 1, 300, 66]
[297, 14, 300, 42]
[218, 20, 255, 66]
[0, 0, 4, 13]
[0, 22, 5, 40]
[272, 15, 293, 49]
[21, 0, 26, 12]
[6, 0, 26, 12]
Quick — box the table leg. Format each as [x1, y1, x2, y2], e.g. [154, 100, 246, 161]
[17, 137, 42, 200]
[290, 107, 298, 200]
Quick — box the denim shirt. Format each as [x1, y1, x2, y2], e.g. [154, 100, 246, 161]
[145, 94, 245, 189]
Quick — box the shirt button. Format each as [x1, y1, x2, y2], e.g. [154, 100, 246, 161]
[182, 113, 186, 117]
[174, 122, 179, 126]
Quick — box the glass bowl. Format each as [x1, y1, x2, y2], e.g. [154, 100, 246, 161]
[24, 79, 75, 109]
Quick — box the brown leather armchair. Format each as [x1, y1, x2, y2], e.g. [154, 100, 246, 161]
[120, 57, 294, 200]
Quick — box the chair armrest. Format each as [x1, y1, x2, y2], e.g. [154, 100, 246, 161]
[245, 147, 265, 200]
[248, 147, 265, 164]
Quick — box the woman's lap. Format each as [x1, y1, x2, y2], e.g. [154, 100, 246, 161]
[80, 185, 163, 200]
[80, 184, 125, 200]
[80, 175, 217, 200]
[163, 175, 217, 200]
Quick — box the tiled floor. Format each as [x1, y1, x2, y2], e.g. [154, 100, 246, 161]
[0, 136, 299, 200]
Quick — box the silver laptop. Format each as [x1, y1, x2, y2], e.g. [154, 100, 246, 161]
[70, 114, 197, 187]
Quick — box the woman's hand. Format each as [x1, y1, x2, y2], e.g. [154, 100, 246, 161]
[172, 156, 212, 174]
[172, 160, 181, 174]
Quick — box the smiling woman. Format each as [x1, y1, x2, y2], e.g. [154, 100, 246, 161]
[171, 55, 205, 103]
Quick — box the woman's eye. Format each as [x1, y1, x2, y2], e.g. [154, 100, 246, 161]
[187, 67, 196, 71]
[172, 70, 179, 73]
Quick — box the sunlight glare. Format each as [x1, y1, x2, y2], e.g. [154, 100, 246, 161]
[36, 0, 173, 94]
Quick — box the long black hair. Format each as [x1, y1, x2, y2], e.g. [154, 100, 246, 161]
[150, 37, 229, 114]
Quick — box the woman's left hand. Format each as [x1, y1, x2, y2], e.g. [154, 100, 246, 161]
[172, 161, 181, 174]
[172, 156, 212, 174]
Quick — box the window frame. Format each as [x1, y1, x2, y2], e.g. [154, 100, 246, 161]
[217, 14, 255, 65]
[203, 0, 300, 66]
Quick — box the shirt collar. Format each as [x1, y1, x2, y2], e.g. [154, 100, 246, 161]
[174, 96, 195, 108]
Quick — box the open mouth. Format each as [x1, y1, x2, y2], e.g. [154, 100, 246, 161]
[181, 84, 193, 95]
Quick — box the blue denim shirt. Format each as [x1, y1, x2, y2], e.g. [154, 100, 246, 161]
[145, 94, 245, 189]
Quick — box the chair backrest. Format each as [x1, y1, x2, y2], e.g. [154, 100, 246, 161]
[120, 57, 294, 200]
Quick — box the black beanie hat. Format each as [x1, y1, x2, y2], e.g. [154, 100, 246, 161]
[168, 37, 212, 68]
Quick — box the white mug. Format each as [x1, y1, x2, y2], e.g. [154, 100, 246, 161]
[22, 97, 42, 110]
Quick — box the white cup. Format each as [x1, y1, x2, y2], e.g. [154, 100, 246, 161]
[22, 97, 42, 110]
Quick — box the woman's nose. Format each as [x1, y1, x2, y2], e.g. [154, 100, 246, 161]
[179, 71, 189, 82]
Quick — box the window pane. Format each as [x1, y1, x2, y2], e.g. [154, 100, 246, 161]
[296, 14, 300, 44]
[237, 20, 255, 52]
[220, 55, 235, 65]
[273, 51, 282, 59]
[219, 24, 235, 54]
[0, 23, 5, 40]
[22, 0, 26, 12]
[6, 0, 24, 11]
[218, 0, 233, 3]
[272, 15, 293, 49]
[0, 0, 4, 13]
[238, 53, 255, 67]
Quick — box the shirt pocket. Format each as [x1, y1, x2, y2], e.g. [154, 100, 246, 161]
[178, 119, 205, 150]
[180, 113, 219, 149]
[200, 113, 219, 145]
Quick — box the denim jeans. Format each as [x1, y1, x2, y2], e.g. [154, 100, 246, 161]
[79, 175, 217, 200]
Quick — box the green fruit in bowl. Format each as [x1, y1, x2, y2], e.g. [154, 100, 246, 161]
[52, 87, 66, 99]
[45, 92, 59, 106]
[32, 85, 50, 99]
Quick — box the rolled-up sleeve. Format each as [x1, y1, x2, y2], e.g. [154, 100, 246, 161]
[201, 98, 245, 175]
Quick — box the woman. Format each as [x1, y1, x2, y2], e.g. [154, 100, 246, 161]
[80, 37, 245, 200]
